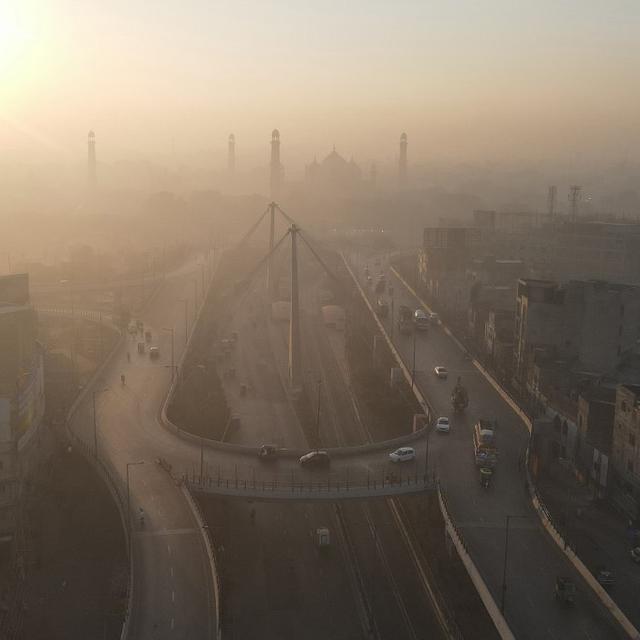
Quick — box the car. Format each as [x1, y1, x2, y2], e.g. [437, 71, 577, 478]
[257, 444, 278, 460]
[299, 450, 330, 468]
[149, 346, 160, 359]
[435, 416, 450, 433]
[413, 309, 429, 331]
[376, 298, 389, 317]
[434, 366, 448, 379]
[389, 447, 416, 463]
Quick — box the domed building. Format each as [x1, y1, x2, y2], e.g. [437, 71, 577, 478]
[305, 147, 362, 191]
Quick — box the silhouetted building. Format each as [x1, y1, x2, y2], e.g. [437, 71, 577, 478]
[513, 279, 640, 390]
[399, 132, 407, 187]
[612, 384, 640, 519]
[270, 129, 284, 199]
[88, 130, 96, 189]
[305, 147, 362, 192]
[228, 133, 235, 173]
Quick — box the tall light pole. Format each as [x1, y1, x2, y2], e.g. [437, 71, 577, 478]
[192, 278, 198, 308]
[92, 387, 109, 459]
[162, 327, 175, 382]
[501, 514, 528, 614]
[389, 285, 395, 341]
[411, 328, 417, 391]
[179, 298, 189, 344]
[126, 461, 144, 548]
[315, 379, 322, 443]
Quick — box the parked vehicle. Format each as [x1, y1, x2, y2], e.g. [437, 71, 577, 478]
[316, 527, 331, 548]
[451, 377, 469, 411]
[555, 576, 576, 605]
[257, 444, 278, 460]
[299, 450, 330, 468]
[149, 346, 160, 359]
[434, 366, 448, 379]
[376, 298, 389, 318]
[435, 416, 450, 433]
[413, 309, 429, 331]
[596, 568, 615, 588]
[389, 447, 416, 463]
[473, 419, 498, 467]
[397, 305, 413, 335]
[479, 466, 493, 488]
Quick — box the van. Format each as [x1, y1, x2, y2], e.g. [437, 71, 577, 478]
[473, 420, 497, 466]
[413, 309, 429, 331]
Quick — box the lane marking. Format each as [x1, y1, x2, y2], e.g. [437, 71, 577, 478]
[171, 617, 175, 630]
[172, 591, 175, 603]
[170, 566, 174, 578]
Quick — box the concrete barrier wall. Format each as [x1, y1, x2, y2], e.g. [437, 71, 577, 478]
[180, 484, 222, 640]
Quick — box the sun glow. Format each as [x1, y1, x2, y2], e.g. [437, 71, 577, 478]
[0, 4, 30, 76]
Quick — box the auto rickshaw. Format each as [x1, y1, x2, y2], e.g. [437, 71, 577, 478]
[480, 467, 493, 489]
[555, 576, 576, 605]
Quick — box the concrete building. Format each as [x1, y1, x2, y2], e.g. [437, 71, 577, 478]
[0, 275, 45, 541]
[418, 227, 480, 317]
[611, 384, 640, 519]
[576, 386, 616, 495]
[513, 278, 640, 390]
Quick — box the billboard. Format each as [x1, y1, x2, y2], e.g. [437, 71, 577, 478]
[0, 273, 29, 305]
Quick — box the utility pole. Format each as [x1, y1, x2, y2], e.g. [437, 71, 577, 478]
[288, 224, 302, 389]
[547, 185, 557, 217]
[569, 185, 582, 222]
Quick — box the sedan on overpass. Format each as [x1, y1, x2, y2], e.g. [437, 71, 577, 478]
[389, 447, 416, 463]
[434, 366, 448, 379]
[435, 417, 450, 433]
[299, 450, 330, 468]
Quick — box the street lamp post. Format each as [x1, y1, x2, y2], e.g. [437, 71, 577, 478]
[389, 285, 395, 341]
[411, 329, 417, 391]
[162, 327, 175, 382]
[180, 298, 189, 344]
[316, 379, 322, 443]
[92, 387, 109, 459]
[500, 514, 528, 614]
[126, 461, 144, 548]
[192, 278, 198, 308]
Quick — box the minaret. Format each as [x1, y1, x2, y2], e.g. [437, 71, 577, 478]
[88, 130, 96, 189]
[270, 129, 282, 199]
[399, 132, 407, 187]
[228, 133, 235, 173]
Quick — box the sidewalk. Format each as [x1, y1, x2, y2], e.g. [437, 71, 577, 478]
[537, 459, 640, 628]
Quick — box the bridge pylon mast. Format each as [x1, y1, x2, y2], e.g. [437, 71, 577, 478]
[266, 201, 276, 297]
[288, 224, 302, 389]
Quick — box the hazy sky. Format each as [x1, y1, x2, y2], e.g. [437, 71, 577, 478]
[1, 0, 639, 168]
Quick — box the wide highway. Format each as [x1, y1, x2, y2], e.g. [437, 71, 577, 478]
[346, 250, 625, 640]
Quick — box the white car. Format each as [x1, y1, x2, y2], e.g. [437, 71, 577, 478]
[389, 447, 416, 463]
[435, 416, 450, 433]
[434, 366, 448, 379]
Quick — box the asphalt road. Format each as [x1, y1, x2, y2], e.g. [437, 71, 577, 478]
[68, 259, 216, 640]
[348, 251, 625, 640]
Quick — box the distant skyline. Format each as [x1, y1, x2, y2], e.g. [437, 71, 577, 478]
[0, 1, 639, 169]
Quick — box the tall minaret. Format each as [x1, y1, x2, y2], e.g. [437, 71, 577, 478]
[88, 130, 96, 188]
[228, 133, 235, 173]
[270, 129, 282, 199]
[399, 132, 408, 187]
